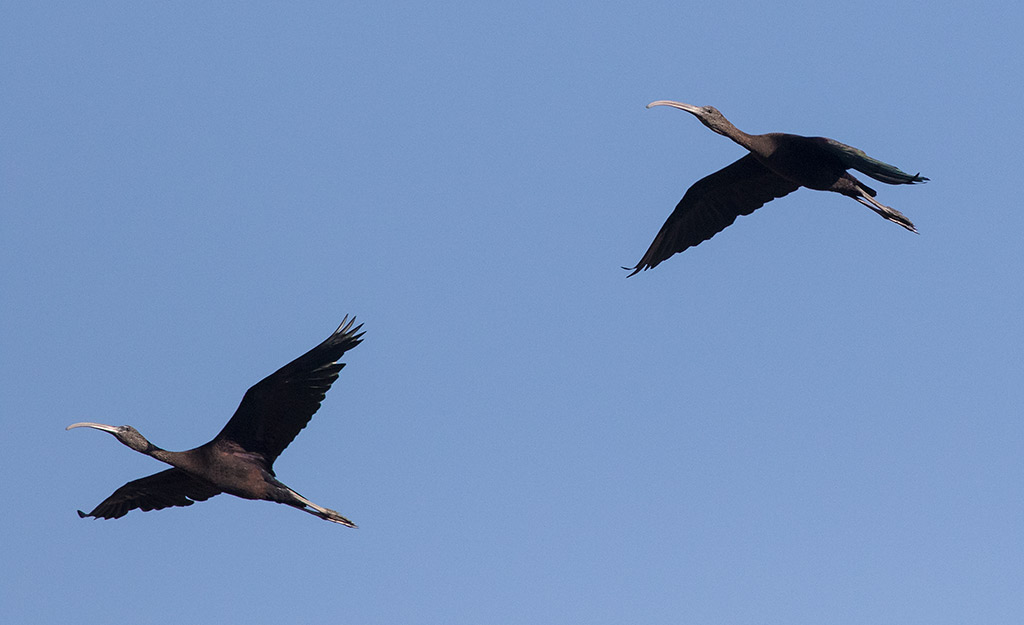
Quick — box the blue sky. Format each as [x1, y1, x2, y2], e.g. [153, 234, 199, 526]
[3, 2, 1022, 624]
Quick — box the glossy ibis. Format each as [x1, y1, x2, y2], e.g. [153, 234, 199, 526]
[67, 317, 364, 526]
[626, 101, 928, 275]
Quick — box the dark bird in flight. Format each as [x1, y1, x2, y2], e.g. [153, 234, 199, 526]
[626, 101, 927, 275]
[67, 317, 364, 526]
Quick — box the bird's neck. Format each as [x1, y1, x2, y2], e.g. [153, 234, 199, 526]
[718, 123, 759, 152]
[145, 445, 211, 476]
[145, 446, 180, 466]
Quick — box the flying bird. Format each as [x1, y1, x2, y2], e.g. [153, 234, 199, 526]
[67, 317, 364, 526]
[626, 101, 927, 275]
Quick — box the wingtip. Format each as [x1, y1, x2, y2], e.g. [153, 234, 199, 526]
[76, 510, 88, 518]
[335, 315, 355, 333]
[333, 316, 365, 341]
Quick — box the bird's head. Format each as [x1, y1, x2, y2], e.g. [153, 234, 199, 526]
[66, 422, 154, 454]
[647, 101, 734, 137]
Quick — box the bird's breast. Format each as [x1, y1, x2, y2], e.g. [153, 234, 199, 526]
[195, 448, 274, 500]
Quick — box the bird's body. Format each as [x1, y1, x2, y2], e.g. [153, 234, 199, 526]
[626, 101, 927, 275]
[753, 134, 848, 189]
[67, 317, 364, 526]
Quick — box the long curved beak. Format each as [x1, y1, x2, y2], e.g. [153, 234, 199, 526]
[647, 100, 702, 115]
[66, 422, 119, 433]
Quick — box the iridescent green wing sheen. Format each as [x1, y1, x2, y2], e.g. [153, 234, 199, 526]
[815, 137, 928, 185]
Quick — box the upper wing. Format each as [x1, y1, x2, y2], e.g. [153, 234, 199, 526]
[815, 137, 928, 185]
[626, 154, 801, 275]
[78, 468, 222, 519]
[213, 316, 364, 465]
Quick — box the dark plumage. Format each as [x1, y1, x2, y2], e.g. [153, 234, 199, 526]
[627, 101, 927, 275]
[67, 317, 364, 526]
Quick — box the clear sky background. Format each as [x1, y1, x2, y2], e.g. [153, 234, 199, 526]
[2, 2, 1022, 624]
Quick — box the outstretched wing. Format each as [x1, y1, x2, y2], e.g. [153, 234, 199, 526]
[626, 154, 800, 275]
[213, 317, 364, 465]
[78, 468, 222, 519]
[815, 137, 928, 185]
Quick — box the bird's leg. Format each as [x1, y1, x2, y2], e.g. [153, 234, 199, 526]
[852, 184, 918, 233]
[289, 490, 358, 528]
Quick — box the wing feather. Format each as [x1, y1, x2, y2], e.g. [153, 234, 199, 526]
[78, 468, 221, 520]
[212, 317, 364, 465]
[626, 154, 800, 275]
[815, 137, 928, 185]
